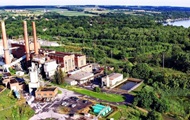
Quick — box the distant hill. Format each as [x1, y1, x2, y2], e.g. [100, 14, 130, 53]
[0, 6, 56, 9]
[98, 6, 190, 11]
[0, 5, 190, 12]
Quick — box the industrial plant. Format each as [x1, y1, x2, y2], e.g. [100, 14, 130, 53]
[0, 20, 96, 99]
[0, 20, 141, 120]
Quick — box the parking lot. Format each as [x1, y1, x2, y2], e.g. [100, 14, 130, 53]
[29, 87, 80, 120]
[28, 87, 95, 120]
[60, 96, 92, 114]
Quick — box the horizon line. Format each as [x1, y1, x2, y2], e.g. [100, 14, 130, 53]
[0, 5, 190, 8]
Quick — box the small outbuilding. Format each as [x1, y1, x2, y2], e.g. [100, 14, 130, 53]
[65, 77, 78, 86]
[102, 73, 123, 87]
[2, 77, 25, 91]
[35, 87, 58, 100]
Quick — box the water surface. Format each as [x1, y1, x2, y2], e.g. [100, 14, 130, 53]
[164, 19, 190, 28]
[120, 81, 138, 90]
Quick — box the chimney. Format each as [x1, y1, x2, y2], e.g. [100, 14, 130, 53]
[1, 21, 10, 65]
[23, 21, 30, 61]
[32, 21, 38, 55]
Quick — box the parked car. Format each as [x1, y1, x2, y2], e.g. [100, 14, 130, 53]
[83, 100, 88, 104]
[70, 96, 79, 101]
[65, 102, 69, 106]
[71, 104, 76, 108]
[61, 102, 67, 106]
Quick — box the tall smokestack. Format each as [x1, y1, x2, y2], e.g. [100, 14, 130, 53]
[1, 21, 10, 65]
[23, 21, 30, 61]
[32, 21, 38, 55]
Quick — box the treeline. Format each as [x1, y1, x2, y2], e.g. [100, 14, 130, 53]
[1, 12, 190, 74]
[99, 5, 190, 12]
[2, 12, 189, 119]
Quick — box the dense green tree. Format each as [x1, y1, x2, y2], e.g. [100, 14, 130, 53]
[133, 88, 170, 113]
[153, 99, 170, 113]
[54, 67, 65, 85]
[147, 111, 163, 120]
[131, 63, 152, 80]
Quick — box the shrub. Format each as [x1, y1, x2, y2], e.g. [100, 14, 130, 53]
[147, 111, 163, 120]
[94, 87, 101, 92]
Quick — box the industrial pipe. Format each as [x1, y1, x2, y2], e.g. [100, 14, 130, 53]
[32, 21, 38, 55]
[23, 21, 30, 61]
[1, 21, 10, 65]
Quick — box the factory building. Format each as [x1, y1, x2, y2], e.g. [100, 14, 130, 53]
[11, 42, 40, 58]
[35, 87, 58, 100]
[69, 71, 94, 85]
[0, 20, 90, 90]
[39, 49, 87, 72]
[75, 54, 86, 68]
[48, 52, 75, 72]
[2, 75, 25, 91]
[8, 78, 25, 91]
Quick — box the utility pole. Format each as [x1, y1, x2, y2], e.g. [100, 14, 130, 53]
[93, 40, 96, 63]
[105, 57, 107, 75]
[111, 50, 112, 59]
[163, 52, 165, 69]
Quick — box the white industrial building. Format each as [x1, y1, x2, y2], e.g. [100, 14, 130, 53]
[44, 60, 58, 79]
[68, 71, 94, 85]
[102, 73, 123, 87]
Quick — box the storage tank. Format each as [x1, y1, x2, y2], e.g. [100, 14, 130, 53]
[92, 106, 104, 109]
[29, 69, 38, 83]
[108, 107, 111, 111]
[101, 112, 105, 116]
[29, 64, 39, 83]
[95, 104, 105, 108]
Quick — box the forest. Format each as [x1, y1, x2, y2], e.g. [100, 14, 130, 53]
[1, 11, 190, 119]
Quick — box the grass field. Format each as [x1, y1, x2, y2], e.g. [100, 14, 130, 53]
[2, 8, 96, 17]
[51, 9, 96, 16]
[129, 83, 145, 95]
[0, 89, 17, 119]
[67, 86, 125, 102]
[0, 89, 34, 120]
[152, 66, 186, 75]
[0, 89, 17, 110]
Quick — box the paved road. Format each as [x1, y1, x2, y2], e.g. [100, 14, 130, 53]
[30, 86, 145, 120]
[30, 109, 67, 120]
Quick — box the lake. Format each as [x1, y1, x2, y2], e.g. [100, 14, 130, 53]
[164, 19, 190, 28]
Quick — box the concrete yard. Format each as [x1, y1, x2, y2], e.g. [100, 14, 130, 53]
[29, 87, 80, 120]
[60, 96, 92, 114]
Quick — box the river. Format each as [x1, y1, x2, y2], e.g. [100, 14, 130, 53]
[164, 19, 190, 28]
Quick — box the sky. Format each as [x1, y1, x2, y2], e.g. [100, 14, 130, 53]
[0, 0, 190, 7]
